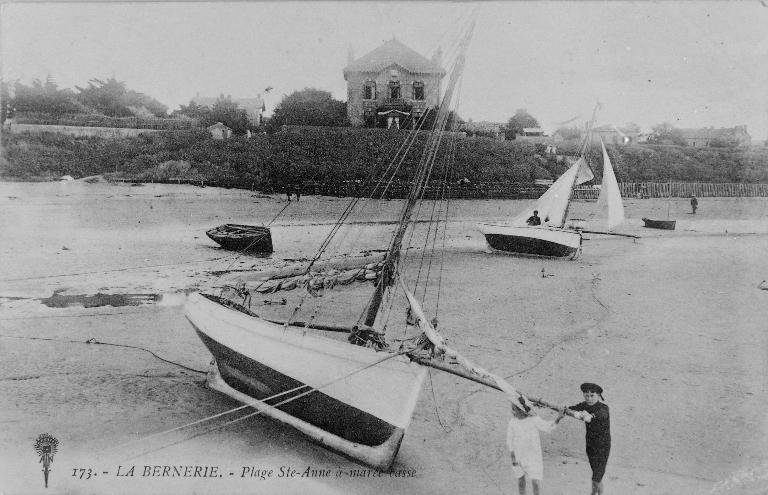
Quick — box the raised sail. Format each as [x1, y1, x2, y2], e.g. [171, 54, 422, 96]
[596, 138, 625, 230]
[511, 157, 594, 228]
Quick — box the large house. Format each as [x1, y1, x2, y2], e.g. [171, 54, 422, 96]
[678, 125, 751, 148]
[343, 38, 446, 128]
[191, 94, 266, 127]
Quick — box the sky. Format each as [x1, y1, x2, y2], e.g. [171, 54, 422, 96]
[2, 1, 767, 139]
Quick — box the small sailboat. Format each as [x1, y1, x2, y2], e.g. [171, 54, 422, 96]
[183, 20, 552, 470]
[477, 135, 625, 259]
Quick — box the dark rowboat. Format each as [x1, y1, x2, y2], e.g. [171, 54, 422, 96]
[206, 224, 273, 252]
[642, 218, 676, 230]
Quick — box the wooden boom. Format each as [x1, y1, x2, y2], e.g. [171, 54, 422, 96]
[409, 356, 585, 421]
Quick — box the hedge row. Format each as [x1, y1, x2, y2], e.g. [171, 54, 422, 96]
[2, 126, 768, 185]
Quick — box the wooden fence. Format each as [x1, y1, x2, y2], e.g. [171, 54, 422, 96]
[112, 179, 768, 199]
[619, 182, 768, 198]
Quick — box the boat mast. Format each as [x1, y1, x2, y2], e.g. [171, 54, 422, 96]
[363, 21, 475, 327]
[561, 103, 599, 227]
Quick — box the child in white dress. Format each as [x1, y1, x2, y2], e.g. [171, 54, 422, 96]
[507, 399, 565, 495]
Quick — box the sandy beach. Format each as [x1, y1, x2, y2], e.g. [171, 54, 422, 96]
[1, 180, 766, 495]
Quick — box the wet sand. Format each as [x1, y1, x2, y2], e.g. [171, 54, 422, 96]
[0, 180, 767, 494]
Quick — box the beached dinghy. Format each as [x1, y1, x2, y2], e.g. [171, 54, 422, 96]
[642, 181, 676, 230]
[478, 135, 625, 259]
[206, 224, 273, 252]
[642, 218, 676, 230]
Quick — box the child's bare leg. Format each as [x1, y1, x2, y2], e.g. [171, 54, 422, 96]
[518, 475, 527, 495]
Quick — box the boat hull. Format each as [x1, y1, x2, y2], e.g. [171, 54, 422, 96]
[477, 223, 582, 259]
[184, 293, 427, 470]
[642, 218, 676, 230]
[206, 224, 273, 252]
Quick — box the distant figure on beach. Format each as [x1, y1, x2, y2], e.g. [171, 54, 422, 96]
[527, 210, 542, 226]
[690, 195, 698, 214]
[568, 383, 611, 495]
[294, 184, 301, 202]
[507, 397, 565, 495]
[285, 185, 293, 201]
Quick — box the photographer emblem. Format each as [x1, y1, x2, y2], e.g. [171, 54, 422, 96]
[34, 433, 59, 488]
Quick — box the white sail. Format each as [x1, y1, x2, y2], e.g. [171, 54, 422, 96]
[596, 138, 625, 230]
[512, 157, 594, 227]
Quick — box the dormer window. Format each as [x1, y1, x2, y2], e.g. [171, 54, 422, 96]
[363, 81, 376, 100]
[413, 81, 425, 101]
[389, 80, 401, 99]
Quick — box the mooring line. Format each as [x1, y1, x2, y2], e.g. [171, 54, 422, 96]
[0, 333, 206, 374]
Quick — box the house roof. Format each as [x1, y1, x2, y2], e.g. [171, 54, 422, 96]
[343, 38, 445, 77]
[207, 122, 231, 130]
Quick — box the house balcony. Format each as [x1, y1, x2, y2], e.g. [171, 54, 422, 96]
[379, 98, 411, 112]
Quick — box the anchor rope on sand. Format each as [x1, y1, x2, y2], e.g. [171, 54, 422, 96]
[0, 333, 207, 374]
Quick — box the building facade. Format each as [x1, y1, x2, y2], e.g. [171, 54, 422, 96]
[343, 38, 445, 128]
[679, 125, 751, 148]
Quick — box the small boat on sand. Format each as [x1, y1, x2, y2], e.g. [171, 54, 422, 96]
[206, 224, 273, 252]
[642, 218, 676, 230]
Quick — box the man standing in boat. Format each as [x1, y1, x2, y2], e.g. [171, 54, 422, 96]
[526, 210, 542, 226]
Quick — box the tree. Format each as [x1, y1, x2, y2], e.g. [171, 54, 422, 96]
[648, 122, 687, 146]
[75, 77, 167, 117]
[267, 88, 349, 131]
[554, 126, 582, 141]
[204, 95, 250, 135]
[1, 81, 10, 123]
[505, 109, 540, 140]
[172, 100, 211, 120]
[12, 77, 85, 116]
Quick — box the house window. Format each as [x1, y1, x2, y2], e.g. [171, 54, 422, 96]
[363, 81, 376, 100]
[389, 81, 401, 99]
[413, 81, 425, 101]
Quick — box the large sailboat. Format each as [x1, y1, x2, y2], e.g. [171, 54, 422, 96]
[477, 134, 625, 259]
[184, 20, 548, 471]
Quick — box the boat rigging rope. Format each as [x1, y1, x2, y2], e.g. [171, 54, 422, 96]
[118, 348, 414, 460]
